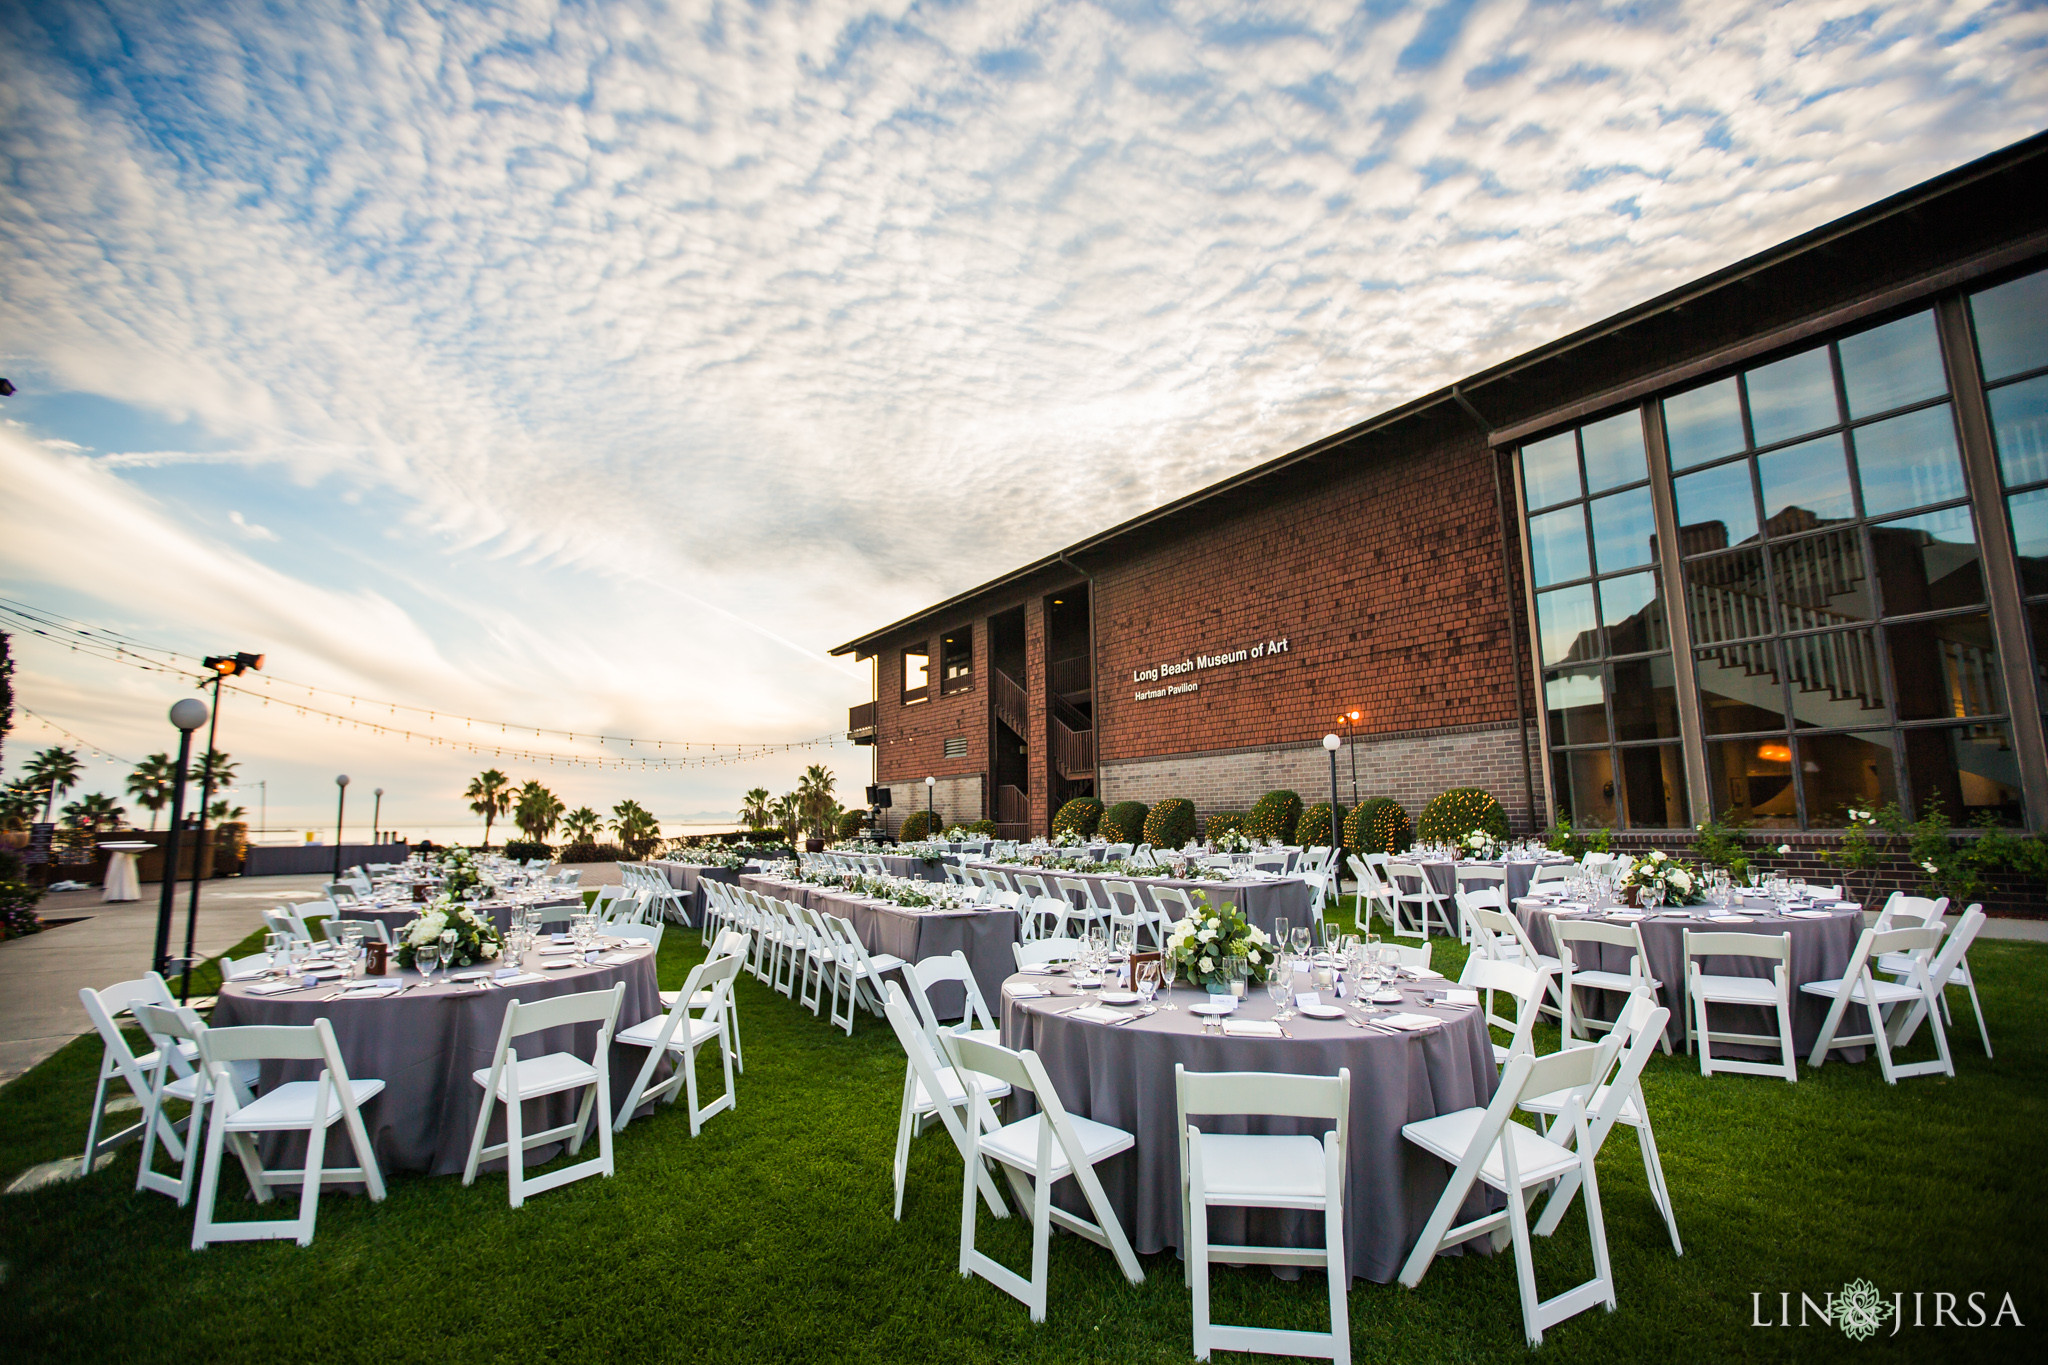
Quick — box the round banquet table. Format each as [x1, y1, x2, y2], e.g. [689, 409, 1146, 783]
[973, 863, 1315, 939]
[211, 945, 666, 1176]
[1512, 897, 1864, 1055]
[998, 973, 1500, 1284]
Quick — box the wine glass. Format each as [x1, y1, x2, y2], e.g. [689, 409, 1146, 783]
[1158, 951, 1179, 1009]
[1135, 961, 1159, 1008]
[439, 927, 458, 967]
[1271, 917, 1289, 953]
[1266, 955, 1294, 1021]
[1290, 925, 1310, 957]
[263, 930, 287, 976]
[416, 941, 441, 982]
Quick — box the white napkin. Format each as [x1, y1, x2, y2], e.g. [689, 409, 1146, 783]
[1408, 967, 1444, 981]
[539, 946, 577, 956]
[1443, 988, 1480, 1006]
[495, 972, 547, 986]
[1709, 914, 1749, 923]
[1378, 1013, 1443, 1032]
[340, 983, 401, 997]
[1004, 984, 1049, 999]
[593, 952, 638, 966]
[1218, 1019, 1282, 1038]
[1789, 909, 1834, 919]
[1070, 1005, 1137, 1026]
[246, 980, 312, 996]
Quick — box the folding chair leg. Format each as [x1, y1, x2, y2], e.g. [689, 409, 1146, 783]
[1637, 1119, 1681, 1255]
[1965, 978, 1992, 1058]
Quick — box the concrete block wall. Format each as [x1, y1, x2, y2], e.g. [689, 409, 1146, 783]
[882, 774, 984, 834]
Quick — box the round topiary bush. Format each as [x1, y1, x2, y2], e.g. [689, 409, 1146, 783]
[1052, 797, 1104, 839]
[1099, 801, 1150, 844]
[899, 809, 938, 842]
[1244, 790, 1303, 843]
[967, 819, 999, 836]
[1418, 788, 1509, 844]
[1296, 802, 1348, 850]
[836, 809, 866, 840]
[1142, 798, 1197, 849]
[502, 839, 553, 863]
[1204, 810, 1247, 841]
[1345, 796, 1413, 854]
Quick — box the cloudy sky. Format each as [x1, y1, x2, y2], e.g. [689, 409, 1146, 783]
[2, 0, 2043, 835]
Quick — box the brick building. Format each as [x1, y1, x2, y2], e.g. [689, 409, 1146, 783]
[834, 134, 2048, 855]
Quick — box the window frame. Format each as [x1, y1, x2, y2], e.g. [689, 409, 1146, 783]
[938, 627, 975, 696]
[901, 640, 930, 706]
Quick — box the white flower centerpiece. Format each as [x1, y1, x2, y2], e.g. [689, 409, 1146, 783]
[1622, 849, 1703, 906]
[1213, 828, 1255, 855]
[398, 898, 503, 970]
[1051, 829, 1084, 849]
[1163, 892, 1272, 991]
[1463, 829, 1502, 860]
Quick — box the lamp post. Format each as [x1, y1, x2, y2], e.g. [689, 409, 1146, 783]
[152, 699, 207, 981]
[925, 775, 935, 830]
[333, 775, 350, 878]
[1323, 733, 1343, 909]
[372, 787, 384, 845]
[1342, 710, 1362, 805]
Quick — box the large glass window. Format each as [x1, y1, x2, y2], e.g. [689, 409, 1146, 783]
[1522, 409, 1685, 828]
[939, 628, 974, 695]
[901, 642, 929, 704]
[1972, 265, 2048, 801]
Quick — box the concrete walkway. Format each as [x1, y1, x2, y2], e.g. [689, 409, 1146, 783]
[0, 873, 330, 1086]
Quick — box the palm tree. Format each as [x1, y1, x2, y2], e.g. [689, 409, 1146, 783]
[1, 781, 40, 832]
[61, 791, 126, 833]
[24, 747, 83, 821]
[561, 806, 602, 844]
[771, 792, 802, 845]
[610, 798, 660, 857]
[127, 753, 176, 830]
[207, 799, 247, 822]
[464, 768, 512, 847]
[739, 786, 774, 831]
[514, 780, 565, 842]
[194, 749, 237, 792]
[796, 763, 838, 839]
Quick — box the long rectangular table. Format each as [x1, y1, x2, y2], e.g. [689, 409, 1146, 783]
[970, 862, 1314, 938]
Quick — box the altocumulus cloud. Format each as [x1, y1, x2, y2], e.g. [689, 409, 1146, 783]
[1, 0, 2044, 819]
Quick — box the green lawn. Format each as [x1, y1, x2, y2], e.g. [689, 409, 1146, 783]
[0, 909, 2041, 1362]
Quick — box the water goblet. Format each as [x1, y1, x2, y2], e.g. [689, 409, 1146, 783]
[1290, 925, 1310, 957]
[439, 926, 458, 963]
[416, 942, 441, 982]
[1135, 961, 1159, 1008]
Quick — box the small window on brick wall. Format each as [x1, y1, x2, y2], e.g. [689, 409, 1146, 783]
[942, 736, 968, 758]
[902, 642, 929, 705]
[940, 628, 974, 694]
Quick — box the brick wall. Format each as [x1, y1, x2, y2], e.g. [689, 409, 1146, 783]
[882, 774, 985, 836]
[1092, 411, 1532, 769]
[1100, 721, 1546, 832]
[872, 619, 989, 819]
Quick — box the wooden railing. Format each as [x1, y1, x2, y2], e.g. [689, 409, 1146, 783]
[847, 701, 876, 741]
[1049, 654, 1091, 697]
[992, 667, 1029, 735]
[1052, 717, 1094, 779]
[997, 783, 1030, 827]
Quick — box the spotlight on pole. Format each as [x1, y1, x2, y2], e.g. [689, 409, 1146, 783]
[333, 775, 351, 878]
[152, 699, 209, 981]
[1323, 733, 1343, 911]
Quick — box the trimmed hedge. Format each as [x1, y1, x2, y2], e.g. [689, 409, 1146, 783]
[1345, 797, 1413, 854]
[1296, 802, 1348, 850]
[836, 809, 866, 840]
[1051, 797, 1105, 839]
[1245, 790, 1303, 844]
[899, 810, 938, 842]
[502, 840, 553, 863]
[1142, 798, 1197, 849]
[1204, 811, 1247, 841]
[558, 841, 628, 864]
[1418, 787, 1510, 844]
[1099, 801, 1150, 844]
[966, 819, 999, 836]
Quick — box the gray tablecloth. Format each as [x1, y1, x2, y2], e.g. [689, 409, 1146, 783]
[741, 875, 1021, 1019]
[1513, 899, 1863, 1054]
[1000, 976, 1499, 1284]
[972, 863, 1314, 938]
[212, 946, 665, 1176]
[351, 896, 580, 942]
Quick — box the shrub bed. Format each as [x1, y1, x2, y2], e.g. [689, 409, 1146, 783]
[1051, 797, 1104, 839]
[1245, 790, 1303, 843]
[1345, 797, 1413, 854]
[557, 841, 629, 864]
[502, 840, 553, 863]
[1099, 801, 1150, 844]
[1296, 802, 1348, 850]
[1204, 811, 1247, 841]
[899, 810, 938, 842]
[1418, 788, 1509, 844]
[1142, 798, 1197, 849]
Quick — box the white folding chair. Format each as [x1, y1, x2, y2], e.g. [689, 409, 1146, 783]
[1887, 906, 1988, 1055]
[827, 914, 908, 1024]
[79, 972, 194, 1173]
[881, 982, 1011, 1221]
[906, 951, 1000, 1049]
[1467, 901, 1562, 1018]
[1879, 901, 1989, 1056]
[1458, 956, 1549, 1066]
[190, 1018, 386, 1248]
[1398, 1046, 1615, 1346]
[1555, 919, 1667, 1052]
[613, 952, 742, 1134]
[1014, 938, 1083, 971]
[952, 1033, 1145, 1321]
[1452, 866, 1505, 944]
[1519, 991, 1682, 1255]
[464, 983, 623, 1206]
[1685, 930, 1796, 1082]
[265, 905, 317, 942]
[1385, 862, 1453, 938]
[1872, 893, 1950, 932]
[1054, 877, 1111, 937]
[1530, 862, 1574, 887]
[1803, 924, 1953, 1083]
[321, 916, 393, 946]
[663, 928, 749, 1070]
[1176, 1066, 1352, 1364]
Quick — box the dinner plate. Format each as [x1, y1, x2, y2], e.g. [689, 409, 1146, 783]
[1297, 1003, 1346, 1020]
[1097, 991, 1141, 1006]
[450, 970, 489, 982]
[542, 960, 579, 970]
[1371, 990, 1406, 1005]
[1190, 999, 1237, 1016]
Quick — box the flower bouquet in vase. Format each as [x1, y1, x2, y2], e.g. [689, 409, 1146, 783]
[1164, 892, 1272, 992]
[1622, 850, 1703, 907]
[398, 899, 504, 970]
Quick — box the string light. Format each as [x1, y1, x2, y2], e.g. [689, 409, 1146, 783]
[0, 598, 852, 771]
